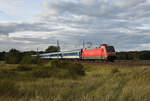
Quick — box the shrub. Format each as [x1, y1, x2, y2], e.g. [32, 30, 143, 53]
[51, 60, 85, 79]
[31, 55, 42, 64]
[51, 60, 68, 69]
[5, 49, 22, 64]
[20, 54, 42, 65]
[32, 65, 54, 78]
[33, 60, 85, 79]
[67, 62, 85, 76]
[20, 55, 33, 64]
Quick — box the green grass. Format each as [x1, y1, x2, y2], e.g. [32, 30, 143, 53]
[0, 61, 150, 101]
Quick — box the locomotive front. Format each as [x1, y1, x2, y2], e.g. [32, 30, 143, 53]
[105, 45, 116, 61]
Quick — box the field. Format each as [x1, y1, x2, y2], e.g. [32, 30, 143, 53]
[0, 61, 150, 101]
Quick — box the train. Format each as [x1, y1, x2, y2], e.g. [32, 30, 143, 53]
[35, 44, 116, 62]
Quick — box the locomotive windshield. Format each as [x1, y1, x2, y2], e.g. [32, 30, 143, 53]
[106, 47, 115, 52]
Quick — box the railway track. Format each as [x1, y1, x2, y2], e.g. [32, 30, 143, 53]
[75, 60, 150, 67]
[42, 58, 150, 67]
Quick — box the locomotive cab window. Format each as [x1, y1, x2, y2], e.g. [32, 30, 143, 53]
[106, 47, 115, 52]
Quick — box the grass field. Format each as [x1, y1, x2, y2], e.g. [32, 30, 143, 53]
[0, 61, 150, 101]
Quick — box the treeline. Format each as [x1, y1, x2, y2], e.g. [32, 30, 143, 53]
[1, 48, 150, 63]
[0, 46, 60, 64]
[116, 51, 150, 60]
[0, 49, 41, 64]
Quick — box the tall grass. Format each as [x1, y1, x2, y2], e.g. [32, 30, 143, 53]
[0, 80, 20, 97]
[0, 61, 150, 101]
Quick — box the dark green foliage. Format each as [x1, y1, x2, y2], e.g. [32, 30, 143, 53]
[5, 49, 22, 64]
[0, 49, 43, 64]
[5, 49, 42, 64]
[116, 52, 134, 60]
[20, 54, 33, 64]
[33, 60, 85, 79]
[51, 59, 67, 69]
[68, 62, 85, 76]
[20, 54, 41, 64]
[0, 51, 5, 61]
[33, 67, 53, 78]
[139, 51, 150, 60]
[45, 46, 60, 53]
[51, 60, 85, 77]
[117, 51, 150, 60]
[31, 55, 42, 64]
[21, 51, 37, 55]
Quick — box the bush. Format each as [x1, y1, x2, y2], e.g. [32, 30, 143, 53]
[31, 55, 42, 64]
[67, 62, 85, 76]
[5, 49, 22, 64]
[33, 67, 53, 78]
[51, 60, 85, 78]
[20, 55, 42, 64]
[20, 55, 33, 64]
[51, 59, 68, 69]
[33, 60, 85, 79]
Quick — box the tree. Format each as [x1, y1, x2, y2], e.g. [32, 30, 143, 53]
[20, 54, 33, 64]
[5, 49, 22, 64]
[45, 46, 60, 53]
[139, 51, 150, 60]
[0, 51, 6, 61]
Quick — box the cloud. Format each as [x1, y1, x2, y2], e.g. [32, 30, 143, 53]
[115, 0, 145, 8]
[0, 22, 63, 35]
[39, 0, 150, 51]
[0, 0, 23, 7]
[0, 10, 4, 14]
[0, 0, 23, 15]
[42, 0, 118, 18]
[1, 0, 150, 51]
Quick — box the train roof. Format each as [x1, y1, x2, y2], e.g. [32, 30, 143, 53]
[39, 52, 62, 56]
[83, 47, 100, 50]
[101, 44, 114, 47]
[61, 49, 81, 53]
[35, 49, 81, 56]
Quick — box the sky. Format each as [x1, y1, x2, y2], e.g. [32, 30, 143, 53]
[0, 0, 150, 52]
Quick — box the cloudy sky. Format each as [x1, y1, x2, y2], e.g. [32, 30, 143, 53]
[0, 0, 150, 52]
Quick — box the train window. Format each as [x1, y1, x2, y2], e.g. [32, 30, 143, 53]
[106, 47, 115, 52]
[62, 52, 79, 56]
[50, 54, 59, 57]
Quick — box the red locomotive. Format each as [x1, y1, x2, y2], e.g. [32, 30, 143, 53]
[82, 44, 116, 61]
